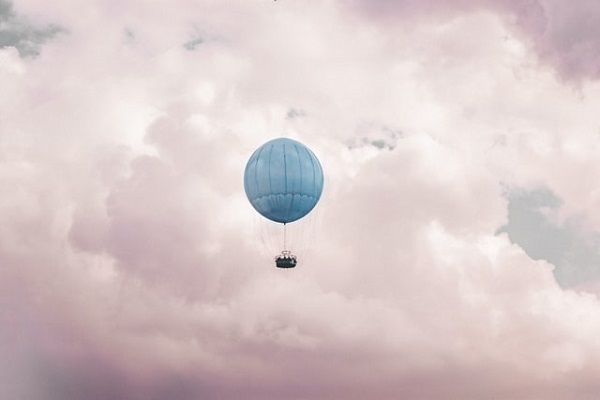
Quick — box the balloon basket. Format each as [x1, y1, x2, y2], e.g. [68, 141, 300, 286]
[275, 250, 297, 269]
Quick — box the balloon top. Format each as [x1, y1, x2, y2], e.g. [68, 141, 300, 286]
[243, 138, 324, 224]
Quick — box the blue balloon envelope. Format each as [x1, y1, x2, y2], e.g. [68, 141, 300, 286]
[244, 138, 324, 224]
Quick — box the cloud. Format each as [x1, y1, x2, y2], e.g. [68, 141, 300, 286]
[510, 0, 600, 82]
[346, 0, 600, 82]
[286, 107, 306, 120]
[0, 0, 62, 57]
[500, 187, 600, 288]
[346, 121, 402, 151]
[3, 1, 600, 399]
[183, 35, 203, 51]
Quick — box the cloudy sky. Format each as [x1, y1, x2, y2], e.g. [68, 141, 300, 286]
[2, 0, 600, 398]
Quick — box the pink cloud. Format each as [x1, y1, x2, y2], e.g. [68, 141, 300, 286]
[2, 1, 600, 399]
[347, 0, 600, 82]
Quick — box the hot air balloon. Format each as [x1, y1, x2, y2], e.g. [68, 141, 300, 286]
[244, 137, 324, 268]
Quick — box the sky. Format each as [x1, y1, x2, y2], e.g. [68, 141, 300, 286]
[2, 0, 600, 399]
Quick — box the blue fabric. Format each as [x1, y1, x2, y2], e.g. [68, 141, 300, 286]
[244, 138, 324, 224]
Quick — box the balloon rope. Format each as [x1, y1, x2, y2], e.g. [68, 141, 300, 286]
[283, 223, 286, 251]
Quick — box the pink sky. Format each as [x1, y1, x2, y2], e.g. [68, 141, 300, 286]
[2, 0, 600, 399]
